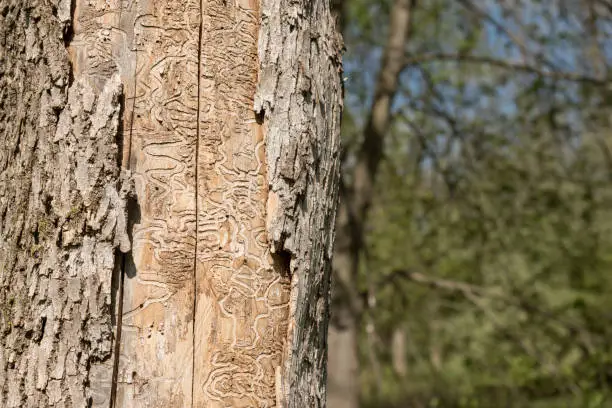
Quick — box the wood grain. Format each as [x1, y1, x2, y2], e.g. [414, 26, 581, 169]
[193, 0, 291, 406]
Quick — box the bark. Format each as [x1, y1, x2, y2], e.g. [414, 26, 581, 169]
[255, 0, 343, 405]
[327, 1, 415, 407]
[0, 1, 130, 407]
[0, 0, 341, 407]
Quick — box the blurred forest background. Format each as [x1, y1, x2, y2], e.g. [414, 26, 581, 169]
[326, 0, 612, 407]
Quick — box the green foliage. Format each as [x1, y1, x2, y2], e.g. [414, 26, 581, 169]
[342, 0, 612, 406]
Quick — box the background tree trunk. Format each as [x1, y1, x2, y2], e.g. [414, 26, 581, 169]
[327, 0, 415, 406]
[0, 0, 342, 407]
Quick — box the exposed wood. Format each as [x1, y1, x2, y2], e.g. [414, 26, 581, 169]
[192, 0, 292, 407]
[117, 1, 199, 406]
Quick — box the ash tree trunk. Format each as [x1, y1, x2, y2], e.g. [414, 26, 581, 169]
[0, 0, 343, 407]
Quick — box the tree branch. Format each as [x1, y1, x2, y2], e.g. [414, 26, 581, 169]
[379, 269, 598, 355]
[403, 53, 608, 84]
[456, 0, 530, 62]
[384, 269, 495, 297]
[351, 0, 418, 224]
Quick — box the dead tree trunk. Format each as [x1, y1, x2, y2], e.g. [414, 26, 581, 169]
[0, 0, 342, 407]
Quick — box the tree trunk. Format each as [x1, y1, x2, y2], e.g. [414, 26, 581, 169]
[0, 0, 342, 407]
[327, 197, 360, 408]
[327, 0, 415, 406]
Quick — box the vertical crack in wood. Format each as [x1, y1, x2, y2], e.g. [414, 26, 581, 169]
[192, 0, 204, 405]
[110, 15, 138, 408]
[109, 255, 125, 408]
[123, 49, 138, 171]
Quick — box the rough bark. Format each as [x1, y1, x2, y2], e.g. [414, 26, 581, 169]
[255, 0, 343, 405]
[0, 1, 130, 406]
[1, 0, 341, 407]
[327, 0, 415, 407]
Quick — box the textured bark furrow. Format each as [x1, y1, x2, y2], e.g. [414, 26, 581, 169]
[192, 0, 291, 407]
[0, 2, 130, 406]
[254, 0, 344, 405]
